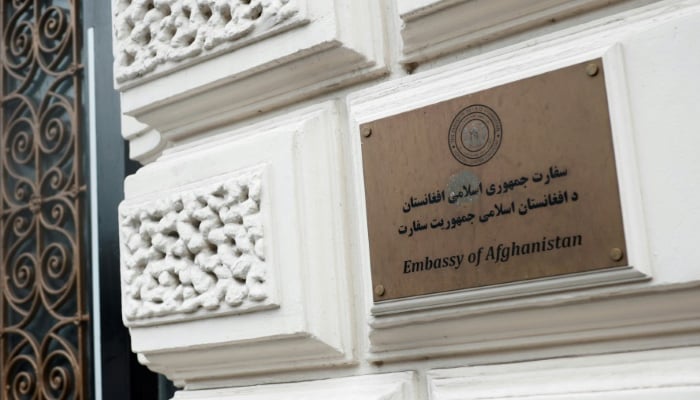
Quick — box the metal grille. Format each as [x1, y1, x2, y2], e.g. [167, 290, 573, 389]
[0, 0, 87, 399]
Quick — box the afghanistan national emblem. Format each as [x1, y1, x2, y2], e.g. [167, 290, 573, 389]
[448, 104, 502, 166]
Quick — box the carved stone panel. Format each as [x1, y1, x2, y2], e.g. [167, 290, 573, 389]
[119, 168, 276, 325]
[113, 0, 301, 83]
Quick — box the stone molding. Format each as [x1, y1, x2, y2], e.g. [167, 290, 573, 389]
[399, 0, 632, 65]
[171, 372, 416, 400]
[119, 168, 276, 326]
[428, 347, 700, 399]
[367, 282, 700, 363]
[113, 0, 300, 84]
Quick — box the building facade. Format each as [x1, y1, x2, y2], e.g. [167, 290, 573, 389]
[112, 0, 700, 399]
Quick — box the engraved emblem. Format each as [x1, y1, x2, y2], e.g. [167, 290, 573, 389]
[448, 104, 502, 166]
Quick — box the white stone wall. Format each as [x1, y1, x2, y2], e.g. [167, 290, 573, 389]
[113, 0, 700, 398]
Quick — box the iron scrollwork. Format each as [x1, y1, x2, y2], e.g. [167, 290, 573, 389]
[1, 0, 87, 399]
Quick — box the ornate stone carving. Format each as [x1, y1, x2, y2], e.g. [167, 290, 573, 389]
[113, 0, 300, 83]
[119, 170, 274, 323]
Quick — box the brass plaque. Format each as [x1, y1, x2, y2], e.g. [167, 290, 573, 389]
[362, 59, 627, 302]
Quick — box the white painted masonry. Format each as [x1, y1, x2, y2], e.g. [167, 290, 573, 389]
[113, 0, 301, 83]
[113, 0, 700, 398]
[120, 168, 274, 324]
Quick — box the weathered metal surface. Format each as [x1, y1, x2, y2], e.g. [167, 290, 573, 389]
[362, 59, 627, 302]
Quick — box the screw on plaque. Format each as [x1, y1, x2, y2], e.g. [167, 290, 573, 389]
[609, 247, 624, 262]
[374, 284, 385, 297]
[586, 63, 599, 77]
[361, 126, 372, 138]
